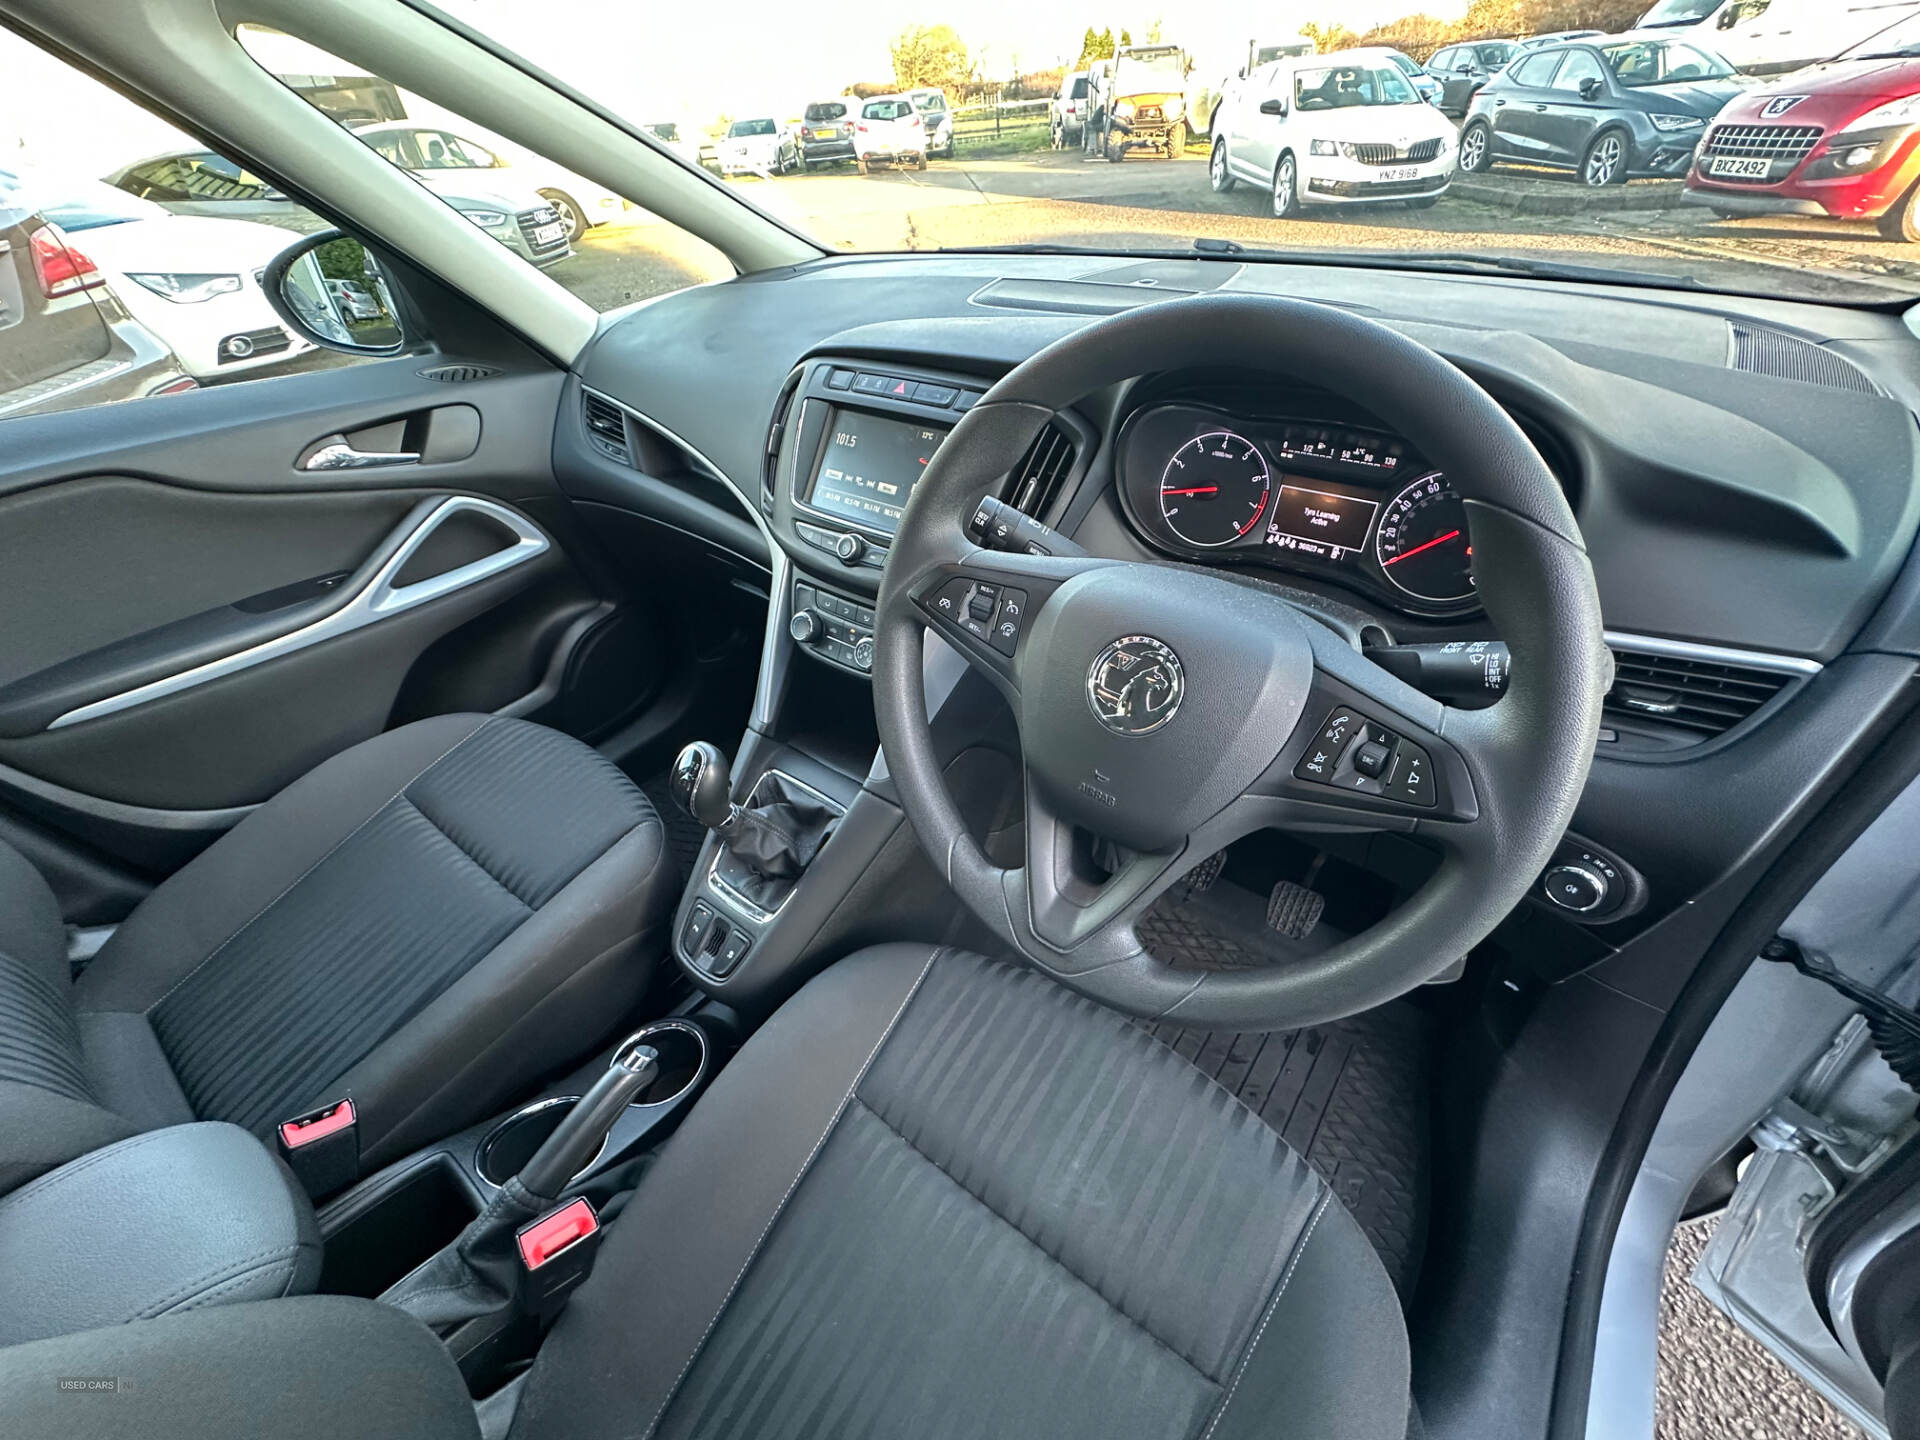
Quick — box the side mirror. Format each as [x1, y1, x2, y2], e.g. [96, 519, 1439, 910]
[1579, 76, 1604, 100]
[262, 231, 407, 356]
[1718, 7, 1739, 28]
[1258, 97, 1286, 116]
[1457, 63, 1475, 74]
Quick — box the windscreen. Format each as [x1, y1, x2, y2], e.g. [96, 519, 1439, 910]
[369, 2, 1920, 306]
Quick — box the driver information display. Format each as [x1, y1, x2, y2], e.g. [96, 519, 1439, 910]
[810, 412, 948, 532]
[1266, 482, 1379, 560]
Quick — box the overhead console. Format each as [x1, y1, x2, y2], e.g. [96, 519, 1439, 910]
[764, 356, 1088, 676]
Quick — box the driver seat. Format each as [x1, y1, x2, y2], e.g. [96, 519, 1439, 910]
[0, 944, 1411, 1440]
[511, 943, 1410, 1440]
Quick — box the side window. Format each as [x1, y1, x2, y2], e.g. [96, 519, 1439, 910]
[1509, 53, 1563, 88]
[418, 131, 496, 169]
[1552, 51, 1607, 93]
[237, 26, 734, 311]
[363, 132, 418, 168]
[0, 30, 375, 430]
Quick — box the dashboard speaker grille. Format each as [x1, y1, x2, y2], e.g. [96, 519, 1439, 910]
[582, 393, 631, 465]
[1605, 646, 1793, 739]
[1729, 323, 1877, 395]
[1003, 422, 1077, 519]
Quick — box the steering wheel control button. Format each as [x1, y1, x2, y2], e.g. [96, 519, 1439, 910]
[989, 588, 1028, 657]
[1384, 741, 1435, 807]
[1352, 738, 1393, 779]
[1543, 865, 1608, 915]
[1295, 706, 1361, 782]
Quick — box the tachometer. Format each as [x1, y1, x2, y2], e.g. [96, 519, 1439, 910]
[1375, 473, 1474, 605]
[1159, 431, 1271, 549]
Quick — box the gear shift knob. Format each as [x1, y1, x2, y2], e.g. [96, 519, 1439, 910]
[670, 742, 735, 831]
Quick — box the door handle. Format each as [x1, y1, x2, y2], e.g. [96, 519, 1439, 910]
[1535, 104, 1549, 111]
[301, 440, 422, 471]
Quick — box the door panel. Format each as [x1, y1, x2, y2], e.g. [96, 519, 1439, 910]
[0, 356, 647, 880]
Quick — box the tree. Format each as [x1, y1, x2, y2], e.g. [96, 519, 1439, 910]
[890, 24, 970, 92]
[1118, 28, 1132, 47]
[1078, 27, 1116, 66]
[1300, 20, 1362, 52]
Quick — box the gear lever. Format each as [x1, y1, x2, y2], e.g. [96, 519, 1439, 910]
[670, 741, 841, 910]
[670, 741, 737, 833]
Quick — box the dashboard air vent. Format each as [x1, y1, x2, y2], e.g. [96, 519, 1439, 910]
[1002, 422, 1077, 519]
[582, 392, 631, 465]
[418, 363, 500, 383]
[764, 371, 804, 517]
[1605, 645, 1793, 740]
[1729, 323, 1878, 395]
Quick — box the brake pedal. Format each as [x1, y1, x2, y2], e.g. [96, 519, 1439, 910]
[1266, 881, 1325, 941]
[1180, 851, 1226, 896]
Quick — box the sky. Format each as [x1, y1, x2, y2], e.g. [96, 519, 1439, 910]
[0, 2, 1476, 176]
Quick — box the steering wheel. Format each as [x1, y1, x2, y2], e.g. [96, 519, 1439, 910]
[873, 295, 1609, 1031]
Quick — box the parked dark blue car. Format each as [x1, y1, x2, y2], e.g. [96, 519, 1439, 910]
[1459, 35, 1747, 185]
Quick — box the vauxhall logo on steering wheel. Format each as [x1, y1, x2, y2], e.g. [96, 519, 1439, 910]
[1087, 635, 1185, 737]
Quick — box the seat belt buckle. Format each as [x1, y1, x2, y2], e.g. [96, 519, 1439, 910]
[276, 1098, 359, 1197]
[516, 1197, 602, 1318]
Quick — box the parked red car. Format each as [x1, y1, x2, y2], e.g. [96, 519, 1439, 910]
[1686, 24, 1920, 240]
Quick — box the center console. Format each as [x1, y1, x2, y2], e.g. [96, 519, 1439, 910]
[664, 354, 1090, 1014]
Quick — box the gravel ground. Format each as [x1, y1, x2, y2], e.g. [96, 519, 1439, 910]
[1659, 1218, 1865, 1440]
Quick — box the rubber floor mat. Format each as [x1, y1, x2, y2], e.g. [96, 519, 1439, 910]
[1138, 890, 1432, 1298]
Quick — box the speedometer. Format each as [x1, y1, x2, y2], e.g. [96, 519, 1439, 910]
[1375, 473, 1474, 605]
[1159, 431, 1271, 549]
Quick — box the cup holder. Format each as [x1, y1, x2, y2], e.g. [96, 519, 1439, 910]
[475, 1097, 607, 1189]
[620, 1019, 709, 1108]
[473, 1022, 710, 1190]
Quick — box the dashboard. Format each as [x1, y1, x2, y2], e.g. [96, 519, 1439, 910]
[559, 246, 1920, 956]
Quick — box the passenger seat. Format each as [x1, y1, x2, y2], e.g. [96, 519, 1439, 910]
[0, 714, 674, 1196]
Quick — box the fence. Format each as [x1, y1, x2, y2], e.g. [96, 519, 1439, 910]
[950, 96, 1051, 147]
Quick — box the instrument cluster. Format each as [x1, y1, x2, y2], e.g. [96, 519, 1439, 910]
[1117, 402, 1479, 617]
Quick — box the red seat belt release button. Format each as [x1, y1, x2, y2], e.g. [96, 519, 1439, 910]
[517, 1197, 602, 1317]
[276, 1098, 358, 1198]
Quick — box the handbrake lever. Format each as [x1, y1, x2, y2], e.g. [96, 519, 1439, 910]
[519, 1039, 659, 1197]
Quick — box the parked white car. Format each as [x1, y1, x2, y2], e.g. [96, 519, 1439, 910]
[1637, 0, 1920, 75]
[1210, 52, 1456, 217]
[349, 120, 627, 240]
[37, 178, 312, 378]
[716, 118, 797, 177]
[854, 96, 928, 172]
[1052, 71, 1092, 147]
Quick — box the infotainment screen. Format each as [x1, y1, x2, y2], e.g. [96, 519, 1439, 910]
[808, 410, 948, 532]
